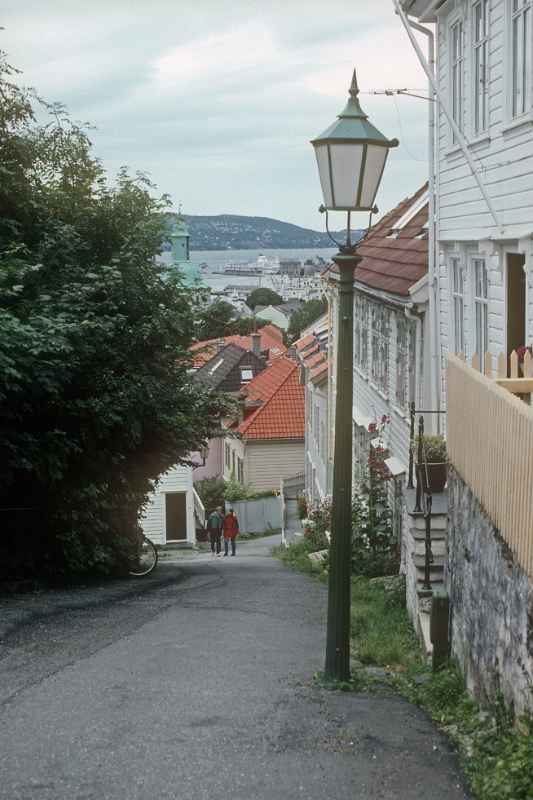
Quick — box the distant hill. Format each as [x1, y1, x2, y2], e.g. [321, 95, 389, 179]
[167, 213, 364, 251]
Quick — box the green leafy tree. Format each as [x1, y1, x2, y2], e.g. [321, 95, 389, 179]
[246, 287, 282, 310]
[0, 53, 230, 579]
[287, 298, 327, 340]
[196, 299, 238, 340]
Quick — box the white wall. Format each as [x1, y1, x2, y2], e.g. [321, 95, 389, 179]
[141, 465, 195, 545]
[436, 0, 533, 242]
[305, 379, 329, 503]
[435, 0, 533, 408]
[246, 441, 305, 491]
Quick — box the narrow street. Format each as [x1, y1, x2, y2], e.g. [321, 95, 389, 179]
[0, 536, 469, 800]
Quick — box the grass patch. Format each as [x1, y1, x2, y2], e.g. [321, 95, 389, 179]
[276, 539, 533, 800]
[350, 577, 422, 671]
[239, 528, 281, 541]
[399, 666, 533, 800]
[272, 539, 326, 578]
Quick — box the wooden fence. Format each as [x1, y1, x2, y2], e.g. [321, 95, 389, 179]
[447, 353, 533, 579]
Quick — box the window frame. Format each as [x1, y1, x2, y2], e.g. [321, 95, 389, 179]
[450, 256, 466, 355]
[370, 302, 390, 397]
[450, 16, 465, 143]
[509, 0, 532, 119]
[471, 257, 489, 360]
[354, 294, 369, 375]
[472, 0, 490, 136]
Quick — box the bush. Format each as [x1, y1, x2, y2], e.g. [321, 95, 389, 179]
[415, 434, 447, 463]
[194, 478, 227, 515]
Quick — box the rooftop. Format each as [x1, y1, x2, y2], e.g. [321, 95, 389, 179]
[323, 184, 428, 297]
[234, 356, 304, 441]
[190, 324, 286, 369]
[194, 344, 266, 392]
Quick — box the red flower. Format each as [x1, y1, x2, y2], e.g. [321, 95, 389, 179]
[368, 422, 377, 433]
[516, 345, 532, 364]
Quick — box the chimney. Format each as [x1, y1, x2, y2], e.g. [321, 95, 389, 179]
[251, 332, 261, 357]
[216, 338, 226, 352]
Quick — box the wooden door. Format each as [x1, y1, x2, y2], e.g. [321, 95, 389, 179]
[165, 492, 187, 542]
[507, 254, 526, 360]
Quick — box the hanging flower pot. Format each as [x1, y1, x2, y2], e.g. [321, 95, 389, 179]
[417, 462, 448, 494]
[416, 435, 448, 493]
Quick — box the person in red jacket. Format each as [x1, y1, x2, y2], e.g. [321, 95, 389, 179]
[223, 508, 239, 557]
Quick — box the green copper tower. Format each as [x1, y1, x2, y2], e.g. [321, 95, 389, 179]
[170, 212, 202, 286]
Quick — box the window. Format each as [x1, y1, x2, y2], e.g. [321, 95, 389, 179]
[320, 420, 326, 458]
[237, 457, 244, 484]
[451, 257, 465, 353]
[240, 368, 253, 382]
[371, 303, 390, 395]
[395, 315, 416, 411]
[225, 443, 231, 469]
[354, 295, 369, 373]
[473, 258, 489, 358]
[314, 406, 320, 442]
[473, 0, 489, 133]
[511, 0, 532, 117]
[451, 20, 464, 139]
[232, 450, 236, 477]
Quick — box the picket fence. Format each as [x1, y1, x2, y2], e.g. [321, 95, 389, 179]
[447, 352, 533, 579]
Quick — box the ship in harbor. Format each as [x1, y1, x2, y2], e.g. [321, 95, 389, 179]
[213, 254, 280, 276]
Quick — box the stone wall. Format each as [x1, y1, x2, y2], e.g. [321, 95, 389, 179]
[447, 468, 533, 715]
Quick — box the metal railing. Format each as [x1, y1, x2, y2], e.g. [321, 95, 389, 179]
[407, 403, 446, 593]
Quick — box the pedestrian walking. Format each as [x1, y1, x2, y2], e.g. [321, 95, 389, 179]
[223, 508, 239, 557]
[207, 506, 224, 556]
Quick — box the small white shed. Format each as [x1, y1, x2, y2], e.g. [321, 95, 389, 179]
[140, 465, 205, 546]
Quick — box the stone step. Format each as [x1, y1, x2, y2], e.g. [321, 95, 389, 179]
[410, 515, 448, 532]
[414, 539, 446, 558]
[414, 555, 446, 569]
[412, 528, 447, 543]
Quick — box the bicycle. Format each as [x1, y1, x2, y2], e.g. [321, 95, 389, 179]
[128, 534, 158, 576]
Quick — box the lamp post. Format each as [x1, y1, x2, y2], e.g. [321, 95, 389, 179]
[311, 70, 398, 681]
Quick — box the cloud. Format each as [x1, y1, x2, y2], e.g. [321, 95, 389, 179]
[1, 0, 429, 228]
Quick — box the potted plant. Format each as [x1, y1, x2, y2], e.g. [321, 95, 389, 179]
[415, 434, 448, 493]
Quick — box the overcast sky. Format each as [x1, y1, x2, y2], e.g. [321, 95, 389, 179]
[2, 0, 430, 231]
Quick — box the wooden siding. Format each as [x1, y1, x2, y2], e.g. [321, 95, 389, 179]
[436, 0, 533, 241]
[305, 380, 329, 501]
[447, 354, 533, 578]
[246, 441, 305, 492]
[140, 465, 195, 545]
[435, 0, 533, 416]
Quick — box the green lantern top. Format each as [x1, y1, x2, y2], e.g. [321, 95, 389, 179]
[310, 70, 399, 212]
[311, 71, 398, 147]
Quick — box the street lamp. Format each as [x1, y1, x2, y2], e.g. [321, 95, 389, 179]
[311, 70, 398, 682]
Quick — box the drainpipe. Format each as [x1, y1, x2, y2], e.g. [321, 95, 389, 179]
[404, 303, 425, 413]
[393, 7, 442, 432]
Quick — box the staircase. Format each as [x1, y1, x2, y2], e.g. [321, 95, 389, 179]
[405, 489, 449, 654]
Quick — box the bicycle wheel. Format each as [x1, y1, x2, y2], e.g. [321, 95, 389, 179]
[128, 535, 158, 576]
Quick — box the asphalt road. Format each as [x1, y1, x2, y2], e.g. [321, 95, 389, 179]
[0, 535, 470, 800]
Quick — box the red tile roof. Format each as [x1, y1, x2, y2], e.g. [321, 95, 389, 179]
[301, 343, 320, 361]
[190, 324, 286, 368]
[294, 334, 316, 352]
[305, 351, 327, 370]
[234, 356, 304, 440]
[324, 184, 428, 297]
[310, 360, 329, 385]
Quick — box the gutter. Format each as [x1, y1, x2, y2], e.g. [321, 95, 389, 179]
[392, 3, 443, 430]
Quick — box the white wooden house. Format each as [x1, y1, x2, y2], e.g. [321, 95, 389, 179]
[325, 186, 431, 552]
[141, 465, 205, 546]
[398, 0, 533, 407]
[294, 320, 331, 503]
